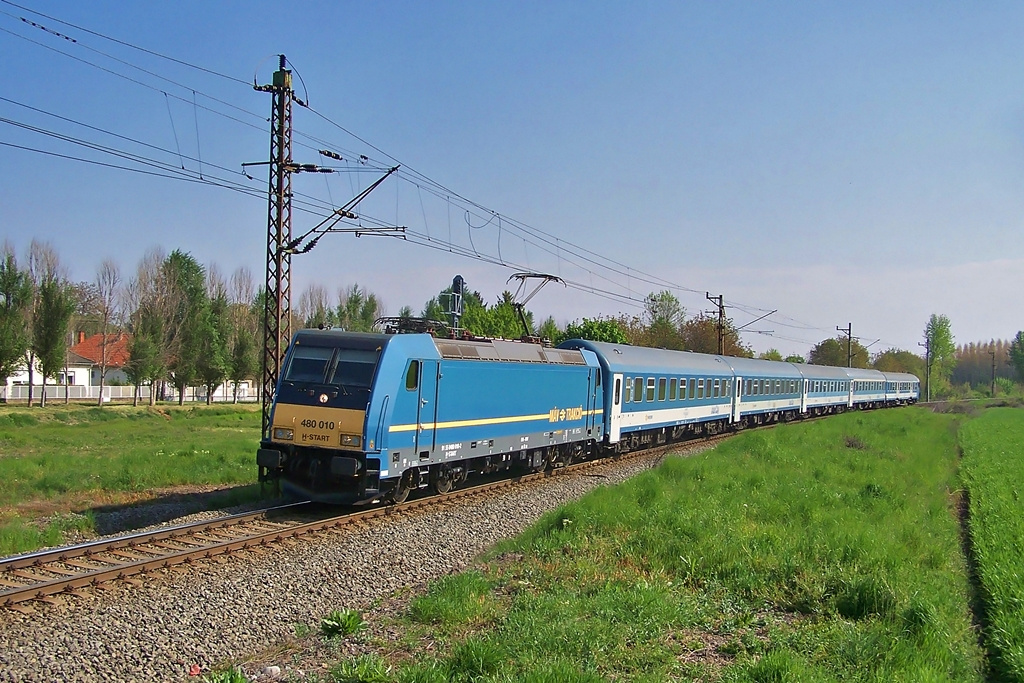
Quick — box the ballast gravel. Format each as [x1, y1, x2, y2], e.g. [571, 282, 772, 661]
[0, 450, 702, 682]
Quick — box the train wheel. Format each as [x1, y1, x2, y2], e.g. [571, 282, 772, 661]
[390, 476, 412, 504]
[432, 465, 454, 494]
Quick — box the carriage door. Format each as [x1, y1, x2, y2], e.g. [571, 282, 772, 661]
[415, 360, 441, 457]
[609, 373, 623, 443]
[732, 377, 742, 423]
[586, 369, 599, 437]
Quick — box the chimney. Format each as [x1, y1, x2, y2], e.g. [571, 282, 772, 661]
[77, 331, 85, 344]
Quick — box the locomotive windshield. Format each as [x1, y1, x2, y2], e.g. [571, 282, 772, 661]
[283, 345, 380, 390]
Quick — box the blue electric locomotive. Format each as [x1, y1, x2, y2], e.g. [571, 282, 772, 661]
[257, 329, 603, 503]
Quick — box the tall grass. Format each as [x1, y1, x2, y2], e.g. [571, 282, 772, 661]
[377, 409, 983, 681]
[959, 407, 1024, 679]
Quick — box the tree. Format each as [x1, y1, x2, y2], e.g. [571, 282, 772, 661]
[924, 314, 956, 399]
[784, 354, 805, 364]
[298, 284, 336, 329]
[1009, 331, 1024, 383]
[809, 336, 869, 368]
[196, 290, 229, 404]
[227, 266, 258, 403]
[536, 316, 560, 343]
[164, 250, 208, 405]
[759, 349, 783, 361]
[126, 304, 164, 406]
[228, 328, 256, 403]
[559, 318, 629, 345]
[124, 249, 173, 405]
[31, 275, 75, 407]
[337, 284, 382, 332]
[25, 240, 64, 405]
[643, 291, 685, 328]
[680, 313, 752, 357]
[873, 348, 925, 379]
[94, 259, 121, 406]
[0, 246, 32, 398]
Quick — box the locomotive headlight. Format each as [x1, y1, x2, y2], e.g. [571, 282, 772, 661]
[340, 434, 362, 448]
[273, 427, 294, 441]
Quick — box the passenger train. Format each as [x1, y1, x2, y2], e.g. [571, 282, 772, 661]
[256, 330, 919, 504]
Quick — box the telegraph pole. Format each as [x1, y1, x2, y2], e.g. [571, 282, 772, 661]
[918, 339, 931, 402]
[706, 292, 725, 355]
[990, 349, 997, 397]
[255, 55, 295, 439]
[837, 323, 853, 367]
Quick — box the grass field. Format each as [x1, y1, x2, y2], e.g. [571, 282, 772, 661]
[959, 407, 1024, 680]
[331, 408, 984, 682]
[0, 403, 262, 555]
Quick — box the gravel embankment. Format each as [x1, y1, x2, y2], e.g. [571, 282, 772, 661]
[0, 450, 702, 683]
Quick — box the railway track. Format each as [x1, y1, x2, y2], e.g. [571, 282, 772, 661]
[0, 437, 726, 611]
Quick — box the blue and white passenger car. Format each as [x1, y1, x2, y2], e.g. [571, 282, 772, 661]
[723, 356, 804, 424]
[883, 372, 920, 404]
[561, 341, 736, 449]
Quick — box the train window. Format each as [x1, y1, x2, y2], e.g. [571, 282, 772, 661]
[328, 348, 381, 389]
[615, 378, 621, 406]
[744, 379, 751, 396]
[669, 378, 677, 401]
[646, 378, 656, 402]
[689, 378, 696, 400]
[624, 378, 632, 403]
[634, 377, 644, 402]
[658, 378, 667, 401]
[697, 378, 705, 399]
[773, 379, 780, 394]
[710, 379, 717, 398]
[405, 361, 419, 390]
[283, 345, 333, 383]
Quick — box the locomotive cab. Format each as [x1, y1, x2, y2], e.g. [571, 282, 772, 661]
[258, 330, 389, 503]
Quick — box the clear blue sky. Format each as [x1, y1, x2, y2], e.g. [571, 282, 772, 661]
[2, 1, 1023, 356]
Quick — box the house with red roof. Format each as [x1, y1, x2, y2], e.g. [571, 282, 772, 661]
[69, 331, 132, 385]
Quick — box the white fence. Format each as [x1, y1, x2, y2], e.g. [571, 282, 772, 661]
[4, 384, 258, 403]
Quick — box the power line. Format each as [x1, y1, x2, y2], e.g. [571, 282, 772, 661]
[0, 0, 249, 85]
